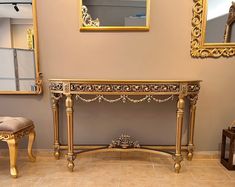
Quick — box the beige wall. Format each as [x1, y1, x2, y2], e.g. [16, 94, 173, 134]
[1, 0, 235, 151]
[0, 18, 12, 48]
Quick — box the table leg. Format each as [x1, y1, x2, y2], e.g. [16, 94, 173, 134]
[66, 94, 76, 172]
[52, 94, 60, 160]
[187, 95, 198, 161]
[173, 96, 185, 173]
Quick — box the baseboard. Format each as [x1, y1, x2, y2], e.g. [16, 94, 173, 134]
[193, 151, 220, 159]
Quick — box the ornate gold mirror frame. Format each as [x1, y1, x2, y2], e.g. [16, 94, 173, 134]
[191, 0, 235, 58]
[0, 0, 42, 95]
[79, 0, 150, 31]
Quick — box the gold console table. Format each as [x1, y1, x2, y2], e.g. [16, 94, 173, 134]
[49, 79, 201, 173]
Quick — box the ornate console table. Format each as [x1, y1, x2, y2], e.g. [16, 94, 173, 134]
[49, 79, 201, 173]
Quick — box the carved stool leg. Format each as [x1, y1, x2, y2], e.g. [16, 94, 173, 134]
[7, 139, 18, 178]
[28, 129, 36, 162]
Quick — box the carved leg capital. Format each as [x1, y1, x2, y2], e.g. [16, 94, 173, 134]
[172, 154, 183, 173]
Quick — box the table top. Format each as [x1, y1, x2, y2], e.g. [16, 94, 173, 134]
[49, 79, 202, 83]
[49, 79, 201, 96]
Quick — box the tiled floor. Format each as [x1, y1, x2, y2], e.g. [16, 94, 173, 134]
[0, 151, 234, 187]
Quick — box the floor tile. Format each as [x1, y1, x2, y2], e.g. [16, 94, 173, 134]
[190, 166, 231, 181]
[0, 152, 233, 186]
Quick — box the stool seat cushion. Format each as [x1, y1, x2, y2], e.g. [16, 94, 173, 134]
[0, 117, 33, 133]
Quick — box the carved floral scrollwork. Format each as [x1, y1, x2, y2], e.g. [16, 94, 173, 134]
[109, 134, 140, 149]
[180, 84, 188, 97]
[188, 84, 200, 92]
[35, 78, 43, 94]
[82, 5, 100, 27]
[0, 134, 11, 140]
[63, 83, 70, 94]
[50, 82, 63, 91]
[188, 94, 199, 105]
[51, 93, 63, 101]
[191, 0, 203, 52]
[0, 126, 34, 141]
[70, 83, 180, 93]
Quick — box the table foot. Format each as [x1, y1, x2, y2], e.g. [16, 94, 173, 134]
[187, 152, 193, 161]
[54, 144, 60, 160]
[187, 144, 194, 161]
[67, 161, 74, 172]
[67, 154, 76, 172]
[174, 163, 181, 173]
[10, 167, 18, 178]
[173, 154, 183, 173]
[54, 151, 60, 160]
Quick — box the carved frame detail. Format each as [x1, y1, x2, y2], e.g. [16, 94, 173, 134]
[109, 134, 140, 149]
[82, 5, 100, 27]
[0, 126, 35, 141]
[191, 0, 235, 58]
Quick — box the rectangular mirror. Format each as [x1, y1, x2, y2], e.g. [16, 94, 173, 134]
[191, 0, 235, 58]
[0, 0, 42, 94]
[79, 0, 150, 31]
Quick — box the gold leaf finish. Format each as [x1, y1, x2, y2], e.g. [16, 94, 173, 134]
[49, 79, 201, 173]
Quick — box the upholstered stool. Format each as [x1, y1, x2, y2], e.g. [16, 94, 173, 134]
[0, 117, 36, 178]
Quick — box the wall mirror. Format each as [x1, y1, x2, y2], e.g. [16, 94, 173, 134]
[79, 0, 150, 31]
[0, 0, 42, 94]
[191, 0, 235, 57]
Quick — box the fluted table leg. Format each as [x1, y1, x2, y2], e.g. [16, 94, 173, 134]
[188, 95, 198, 161]
[173, 95, 185, 173]
[52, 94, 60, 160]
[66, 94, 76, 171]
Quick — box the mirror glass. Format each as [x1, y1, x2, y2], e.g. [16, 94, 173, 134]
[205, 0, 235, 43]
[0, 0, 41, 94]
[80, 0, 150, 31]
